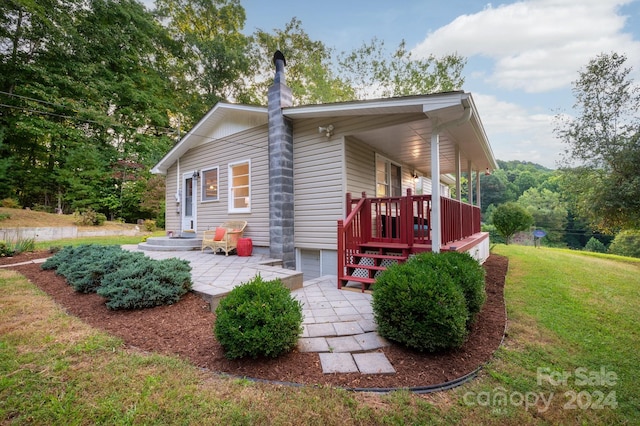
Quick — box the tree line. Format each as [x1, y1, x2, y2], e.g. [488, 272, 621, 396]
[1, 2, 637, 254]
[481, 52, 639, 254]
[0, 0, 463, 224]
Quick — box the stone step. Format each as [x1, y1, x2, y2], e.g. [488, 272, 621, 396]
[297, 331, 388, 353]
[319, 352, 395, 374]
[138, 236, 202, 251]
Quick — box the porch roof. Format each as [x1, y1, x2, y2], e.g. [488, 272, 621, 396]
[151, 92, 497, 176]
[284, 91, 497, 175]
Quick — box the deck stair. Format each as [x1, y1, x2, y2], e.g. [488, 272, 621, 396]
[340, 243, 409, 292]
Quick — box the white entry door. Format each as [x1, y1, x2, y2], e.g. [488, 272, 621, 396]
[182, 174, 197, 232]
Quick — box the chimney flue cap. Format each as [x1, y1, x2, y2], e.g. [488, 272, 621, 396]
[273, 50, 286, 66]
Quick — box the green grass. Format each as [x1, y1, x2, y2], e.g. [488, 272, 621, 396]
[1, 245, 639, 425]
[34, 232, 165, 251]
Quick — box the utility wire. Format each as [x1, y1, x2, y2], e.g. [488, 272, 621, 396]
[0, 91, 178, 135]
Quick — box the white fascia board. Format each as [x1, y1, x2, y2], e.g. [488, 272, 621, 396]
[283, 93, 466, 118]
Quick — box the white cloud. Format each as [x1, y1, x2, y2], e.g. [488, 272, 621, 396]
[473, 93, 563, 167]
[412, 0, 640, 93]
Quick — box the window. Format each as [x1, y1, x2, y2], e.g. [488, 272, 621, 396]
[375, 154, 402, 197]
[201, 167, 219, 202]
[228, 160, 250, 213]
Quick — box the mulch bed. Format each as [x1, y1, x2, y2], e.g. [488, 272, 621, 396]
[3, 251, 508, 389]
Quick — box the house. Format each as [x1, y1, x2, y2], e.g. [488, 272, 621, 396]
[150, 51, 497, 285]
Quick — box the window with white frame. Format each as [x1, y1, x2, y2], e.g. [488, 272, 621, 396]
[228, 160, 250, 213]
[201, 167, 219, 202]
[375, 154, 402, 197]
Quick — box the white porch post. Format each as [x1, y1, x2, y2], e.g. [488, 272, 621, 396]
[476, 169, 482, 209]
[455, 145, 461, 201]
[467, 160, 473, 205]
[431, 130, 441, 253]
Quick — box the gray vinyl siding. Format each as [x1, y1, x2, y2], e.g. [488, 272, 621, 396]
[165, 124, 270, 247]
[345, 136, 433, 199]
[293, 119, 344, 250]
[345, 137, 375, 197]
[292, 114, 424, 251]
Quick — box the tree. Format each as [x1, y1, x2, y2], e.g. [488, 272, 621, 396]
[244, 18, 355, 106]
[479, 169, 517, 213]
[492, 202, 533, 245]
[554, 52, 640, 231]
[0, 0, 180, 219]
[608, 230, 640, 259]
[338, 38, 465, 100]
[517, 188, 567, 245]
[155, 0, 250, 118]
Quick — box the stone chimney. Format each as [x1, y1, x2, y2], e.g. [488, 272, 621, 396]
[268, 51, 295, 268]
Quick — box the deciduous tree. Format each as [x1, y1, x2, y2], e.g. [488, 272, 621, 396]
[555, 52, 640, 231]
[492, 202, 533, 245]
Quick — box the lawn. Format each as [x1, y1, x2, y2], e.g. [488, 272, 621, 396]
[1, 245, 638, 425]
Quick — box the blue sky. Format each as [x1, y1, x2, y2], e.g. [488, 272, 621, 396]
[147, 0, 640, 168]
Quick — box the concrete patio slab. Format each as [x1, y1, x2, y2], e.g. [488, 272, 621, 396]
[325, 335, 363, 353]
[356, 332, 390, 351]
[319, 353, 358, 374]
[333, 321, 365, 336]
[297, 337, 330, 353]
[353, 353, 396, 374]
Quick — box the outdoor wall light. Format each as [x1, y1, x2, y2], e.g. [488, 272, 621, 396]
[318, 124, 334, 138]
[192, 170, 200, 179]
[412, 170, 419, 180]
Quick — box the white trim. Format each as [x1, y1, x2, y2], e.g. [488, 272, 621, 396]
[182, 172, 197, 232]
[228, 159, 251, 214]
[375, 153, 402, 197]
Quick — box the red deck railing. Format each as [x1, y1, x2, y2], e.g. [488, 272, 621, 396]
[337, 190, 482, 280]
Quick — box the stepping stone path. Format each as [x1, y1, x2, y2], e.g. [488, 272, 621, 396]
[293, 278, 396, 375]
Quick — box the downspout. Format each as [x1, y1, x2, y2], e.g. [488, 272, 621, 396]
[430, 106, 472, 253]
[177, 158, 182, 235]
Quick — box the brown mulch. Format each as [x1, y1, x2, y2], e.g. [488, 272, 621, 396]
[3, 251, 508, 390]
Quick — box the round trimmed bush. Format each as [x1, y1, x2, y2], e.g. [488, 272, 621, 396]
[413, 251, 486, 326]
[372, 258, 469, 352]
[214, 275, 303, 359]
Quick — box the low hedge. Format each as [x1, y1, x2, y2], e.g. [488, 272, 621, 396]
[41, 245, 192, 309]
[412, 251, 486, 326]
[372, 251, 486, 352]
[214, 275, 303, 359]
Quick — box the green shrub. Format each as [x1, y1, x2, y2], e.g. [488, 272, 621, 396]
[0, 241, 14, 257]
[372, 256, 469, 352]
[609, 230, 640, 258]
[42, 245, 192, 309]
[1, 198, 20, 208]
[481, 223, 505, 244]
[0, 237, 35, 257]
[31, 203, 54, 213]
[584, 237, 607, 253]
[98, 257, 191, 310]
[44, 245, 131, 293]
[0, 213, 11, 221]
[412, 251, 486, 326]
[143, 219, 157, 232]
[214, 275, 303, 359]
[73, 208, 106, 226]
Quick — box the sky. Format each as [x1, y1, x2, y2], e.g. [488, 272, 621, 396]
[146, 0, 640, 168]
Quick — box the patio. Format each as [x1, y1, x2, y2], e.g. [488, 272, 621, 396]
[121, 246, 394, 374]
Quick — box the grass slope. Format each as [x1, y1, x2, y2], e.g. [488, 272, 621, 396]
[1, 245, 638, 425]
